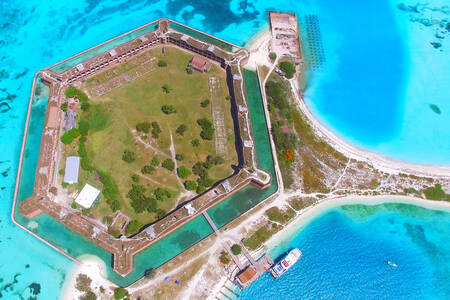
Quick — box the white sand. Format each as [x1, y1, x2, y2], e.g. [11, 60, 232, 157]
[62, 255, 115, 300]
[265, 195, 450, 251]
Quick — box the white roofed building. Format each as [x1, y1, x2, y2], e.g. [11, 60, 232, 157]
[75, 184, 101, 209]
[64, 156, 80, 184]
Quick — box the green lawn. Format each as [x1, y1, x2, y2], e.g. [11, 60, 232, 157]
[70, 46, 237, 225]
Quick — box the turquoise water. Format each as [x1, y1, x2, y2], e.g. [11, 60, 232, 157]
[241, 203, 450, 299]
[1, 0, 449, 298]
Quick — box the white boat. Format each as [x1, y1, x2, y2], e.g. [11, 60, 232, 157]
[387, 261, 398, 267]
[270, 248, 302, 278]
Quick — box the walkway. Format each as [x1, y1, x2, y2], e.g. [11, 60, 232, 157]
[202, 211, 245, 270]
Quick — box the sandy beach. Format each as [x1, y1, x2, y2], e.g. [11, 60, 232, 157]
[62, 255, 115, 300]
[265, 195, 450, 251]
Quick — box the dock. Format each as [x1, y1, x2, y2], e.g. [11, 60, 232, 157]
[202, 211, 274, 290]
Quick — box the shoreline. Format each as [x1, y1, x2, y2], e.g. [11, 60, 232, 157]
[62, 255, 114, 300]
[265, 195, 450, 253]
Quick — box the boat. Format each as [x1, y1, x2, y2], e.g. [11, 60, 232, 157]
[387, 261, 398, 267]
[270, 248, 302, 278]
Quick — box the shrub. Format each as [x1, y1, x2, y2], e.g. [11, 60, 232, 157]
[269, 52, 277, 60]
[103, 216, 112, 225]
[151, 155, 160, 166]
[49, 186, 57, 195]
[162, 159, 175, 171]
[81, 101, 90, 111]
[175, 153, 184, 161]
[113, 287, 128, 300]
[191, 138, 200, 147]
[423, 184, 448, 200]
[220, 253, 231, 264]
[75, 274, 92, 292]
[231, 244, 242, 255]
[108, 228, 121, 238]
[141, 165, 155, 174]
[162, 84, 171, 93]
[71, 202, 77, 209]
[157, 60, 167, 67]
[127, 184, 150, 214]
[60, 102, 68, 112]
[122, 150, 136, 163]
[126, 220, 142, 236]
[186, 67, 193, 74]
[196, 185, 206, 194]
[61, 128, 80, 144]
[151, 121, 161, 138]
[161, 104, 176, 114]
[279, 61, 296, 79]
[78, 119, 90, 136]
[176, 124, 187, 136]
[197, 118, 214, 140]
[136, 122, 151, 133]
[200, 99, 210, 107]
[62, 182, 69, 188]
[131, 174, 140, 182]
[177, 166, 191, 179]
[206, 155, 224, 165]
[184, 180, 197, 191]
[155, 208, 166, 219]
[153, 188, 172, 201]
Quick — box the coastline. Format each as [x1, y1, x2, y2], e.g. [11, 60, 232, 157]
[265, 195, 450, 253]
[62, 255, 114, 300]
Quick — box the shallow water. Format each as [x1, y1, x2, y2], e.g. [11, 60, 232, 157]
[241, 203, 450, 299]
[0, 0, 449, 298]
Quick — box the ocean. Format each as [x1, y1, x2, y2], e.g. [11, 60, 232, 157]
[0, 0, 449, 298]
[241, 203, 450, 299]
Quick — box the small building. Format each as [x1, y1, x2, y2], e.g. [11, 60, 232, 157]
[64, 111, 77, 130]
[108, 49, 118, 57]
[189, 56, 211, 73]
[63, 156, 80, 184]
[236, 266, 257, 288]
[75, 184, 101, 209]
[76, 63, 85, 72]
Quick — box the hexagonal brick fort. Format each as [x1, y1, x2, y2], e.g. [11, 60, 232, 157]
[16, 18, 271, 277]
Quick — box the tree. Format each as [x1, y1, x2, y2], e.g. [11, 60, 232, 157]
[151, 121, 161, 138]
[79, 119, 90, 136]
[162, 159, 175, 171]
[114, 287, 128, 300]
[122, 150, 136, 163]
[184, 180, 197, 191]
[162, 84, 171, 93]
[75, 274, 92, 292]
[177, 166, 191, 179]
[196, 185, 206, 194]
[131, 174, 140, 182]
[126, 220, 142, 236]
[60, 102, 68, 112]
[279, 61, 296, 79]
[176, 124, 187, 136]
[197, 118, 214, 140]
[157, 60, 167, 67]
[220, 253, 230, 264]
[151, 155, 160, 166]
[161, 104, 176, 114]
[141, 165, 155, 174]
[153, 188, 172, 202]
[136, 122, 151, 133]
[155, 208, 166, 219]
[269, 52, 277, 61]
[61, 128, 81, 144]
[175, 153, 184, 161]
[200, 99, 210, 107]
[191, 138, 200, 147]
[127, 184, 150, 213]
[231, 244, 242, 255]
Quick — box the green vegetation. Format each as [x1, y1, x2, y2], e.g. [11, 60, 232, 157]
[162, 84, 172, 93]
[269, 52, 277, 61]
[113, 287, 128, 300]
[141, 165, 155, 174]
[162, 159, 175, 171]
[157, 60, 167, 67]
[126, 220, 142, 236]
[231, 244, 242, 255]
[184, 180, 197, 190]
[219, 253, 231, 264]
[65, 87, 90, 111]
[200, 99, 210, 107]
[78, 119, 90, 136]
[136, 121, 151, 133]
[61, 128, 80, 144]
[197, 118, 215, 140]
[279, 61, 296, 79]
[131, 174, 140, 182]
[108, 227, 121, 238]
[122, 150, 136, 163]
[75, 274, 92, 292]
[177, 166, 191, 179]
[423, 184, 450, 201]
[60, 102, 68, 112]
[244, 225, 277, 250]
[175, 153, 184, 161]
[266, 206, 295, 224]
[191, 138, 200, 147]
[161, 104, 176, 114]
[196, 185, 206, 194]
[151, 121, 161, 138]
[176, 124, 187, 136]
